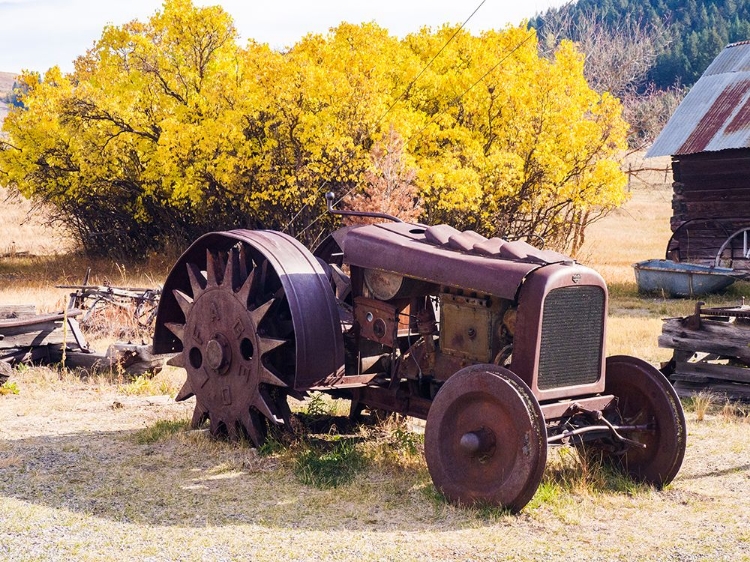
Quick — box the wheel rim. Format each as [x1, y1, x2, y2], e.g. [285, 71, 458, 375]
[425, 364, 547, 512]
[153, 229, 344, 446]
[603, 355, 687, 487]
[166, 243, 294, 445]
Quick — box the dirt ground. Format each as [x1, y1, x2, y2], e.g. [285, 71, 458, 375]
[1, 375, 749, 561]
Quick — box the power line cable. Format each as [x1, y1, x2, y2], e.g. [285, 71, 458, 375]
[371, 0, 487, 129]
[408, 31, 534, 144]
[295, 31, 535, 239]
[282, 0, 486, 234]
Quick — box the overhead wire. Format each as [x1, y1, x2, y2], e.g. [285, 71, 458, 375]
[371, 0, 487, 130]
[294, 30, 535, 240]
[408, 31, 534, 144]
[282, 0, 486, 235]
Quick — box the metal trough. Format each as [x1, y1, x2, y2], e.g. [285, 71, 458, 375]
[633, 259, 738, 297]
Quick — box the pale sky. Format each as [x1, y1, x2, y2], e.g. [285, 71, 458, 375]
[0, 0, 570, 74]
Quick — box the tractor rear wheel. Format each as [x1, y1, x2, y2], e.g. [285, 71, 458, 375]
[154, 230, 344, 447]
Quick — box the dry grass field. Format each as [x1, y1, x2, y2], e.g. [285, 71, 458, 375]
[0, 72, 14, 92]
[1, 165, 750, 561]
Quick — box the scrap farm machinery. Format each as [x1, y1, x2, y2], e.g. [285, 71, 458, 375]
[153, 196, 686, 512]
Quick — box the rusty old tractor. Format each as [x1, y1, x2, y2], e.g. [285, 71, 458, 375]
[152, 195, 686, 512]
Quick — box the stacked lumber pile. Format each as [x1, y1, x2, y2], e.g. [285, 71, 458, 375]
[659, 303, 750, 400]
[0, 304, 169, 378]
[0, 304, 88, 364]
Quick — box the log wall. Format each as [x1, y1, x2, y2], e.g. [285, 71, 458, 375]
[670, 149, 750, 268]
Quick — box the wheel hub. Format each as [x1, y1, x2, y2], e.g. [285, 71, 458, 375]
[182, 286, 264, 409]
[459, 427, 497, 457]
[205, 334, 232, 373]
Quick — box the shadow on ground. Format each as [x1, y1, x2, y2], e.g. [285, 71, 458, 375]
[0, 426, 441, 531]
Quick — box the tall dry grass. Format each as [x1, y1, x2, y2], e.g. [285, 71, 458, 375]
[0, 187, 177, 316]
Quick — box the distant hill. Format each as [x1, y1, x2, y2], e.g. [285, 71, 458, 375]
[0, 71, 15, 96]
[531, 0, 750, 90]
[0, 71, 17, 131]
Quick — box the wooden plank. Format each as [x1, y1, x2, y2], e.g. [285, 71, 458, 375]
[678, 155, 750, 176]
[678, 188, 750, 201]
[677, 201, 750, 216]
[46, 348, 111, 370]
[0, 324, 68, 349]
[681, 181, 750, 193]
[0, 304, 36, 319]
[670, 373, 711, 383]
[659, 317, 750, 363]
[678, 177, 750, 190]
[0, 310, 87, 350]
[0, 309, 82, 329]
[673, 229, 742, 239]
[672, 380, 750, 401]
[673, 360, 750, 384]
[0, 346, 53, 364]
[673, 219, 750, 230]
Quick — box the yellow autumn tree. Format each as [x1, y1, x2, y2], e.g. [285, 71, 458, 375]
[399, 25, 628, 252]
[0, 0, 251, 256]
[0, 0, 627, 257]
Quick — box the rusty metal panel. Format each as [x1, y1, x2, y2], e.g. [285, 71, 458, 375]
[440, 294, 494, 362]
[648, 42, 750, 157]
[354, 296, 399, 348]
[677, 79, 750, 155]
[343, 222, 551, 301]
[703, 40, 750, 76]
[511, 262, 608, 401]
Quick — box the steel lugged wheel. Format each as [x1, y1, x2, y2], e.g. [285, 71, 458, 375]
[166, 244, 294, 446]
[600, 355, 687, 487]
[425, 364, 547, 513]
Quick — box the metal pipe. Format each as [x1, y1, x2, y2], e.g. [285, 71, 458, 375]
[547, 424, 651, 444]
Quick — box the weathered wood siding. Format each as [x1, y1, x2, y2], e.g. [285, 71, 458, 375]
[669, 149, 750, 268]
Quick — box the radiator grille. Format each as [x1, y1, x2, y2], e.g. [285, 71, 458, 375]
[538, 286, 604, 390]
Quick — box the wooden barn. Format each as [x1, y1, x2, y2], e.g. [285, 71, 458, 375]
[648, 41, 750, 270]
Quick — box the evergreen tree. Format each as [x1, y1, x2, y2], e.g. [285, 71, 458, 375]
[530, 0, 750, 89]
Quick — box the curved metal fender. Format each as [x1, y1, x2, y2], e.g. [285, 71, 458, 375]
[153, 229, 344, 390]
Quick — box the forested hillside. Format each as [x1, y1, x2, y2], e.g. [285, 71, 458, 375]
[532, 0, 750, 89]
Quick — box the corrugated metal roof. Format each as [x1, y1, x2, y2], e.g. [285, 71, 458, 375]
[647, 42, 750, 158]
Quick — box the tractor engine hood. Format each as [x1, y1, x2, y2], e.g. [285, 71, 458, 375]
[341, 222, 572, 300]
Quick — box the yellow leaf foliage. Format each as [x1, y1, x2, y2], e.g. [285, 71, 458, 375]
[0, 0, 627, 256]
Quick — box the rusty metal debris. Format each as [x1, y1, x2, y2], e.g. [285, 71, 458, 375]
[152, 197, 686, 512]
[58, 277, 161, 329]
